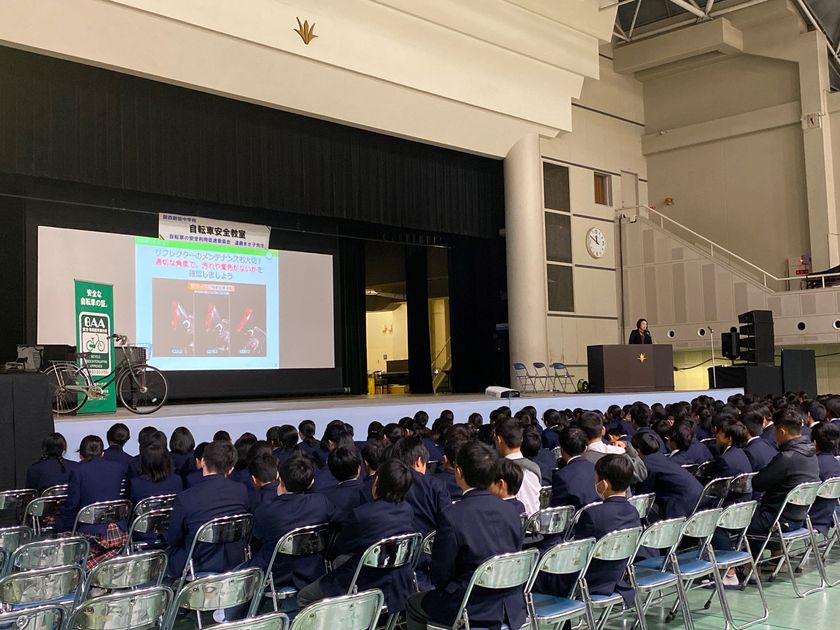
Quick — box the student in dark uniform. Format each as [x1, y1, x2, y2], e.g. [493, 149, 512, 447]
[630, 403, 668, 455]
[297, 420, 321, 463]
[551, 427, 599, 510]
[169, 427, 196, 478]
[522, 428, 556, 485]
[666, 421, 713, 466]
[166, 441, 250, 578]
[742, 412, 778, 472]
[321, 446, 368, 521]
[404, 441, 524, 630]
[272, 425, 301, 468]
[184, 442, 209, 488]
[628, 318, 652, 344]
[361, 441, 386, 501]
[490, 459, 527, 517]
[808, 422, 840, 535]
[632, 432, 703, 520]
[103, 423, 134, 472]
[437, 438, 465, 501]
[26, 432, 78, 493]
[248, 454, 280, 512]
[129, 442, 183, 502]
[707, 419, 752, 504]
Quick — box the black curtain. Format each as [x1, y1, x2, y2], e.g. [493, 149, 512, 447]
[339, 239, 367, 394]
[406, 246, 433, 394]
[0, 195, 26, 362]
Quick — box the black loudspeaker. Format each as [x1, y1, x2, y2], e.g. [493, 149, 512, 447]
[0, 373, 55, 491]
[781, 349, 818, 398]
[710, 365, 783, 397]
[721, 331, 740, 359]
[738, 310, 774, 364]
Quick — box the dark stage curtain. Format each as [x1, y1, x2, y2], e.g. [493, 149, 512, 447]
[339, 239, 367, 395]
[0, 195, 26, 362]
[406, 246, 433, 394]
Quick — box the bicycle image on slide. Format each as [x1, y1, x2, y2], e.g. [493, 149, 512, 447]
[43, 334, 168, 415]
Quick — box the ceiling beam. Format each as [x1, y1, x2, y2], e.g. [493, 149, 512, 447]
[668, 0, 706, 18]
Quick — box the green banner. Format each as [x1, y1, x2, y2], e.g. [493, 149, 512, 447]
[74, 280, 116, 414]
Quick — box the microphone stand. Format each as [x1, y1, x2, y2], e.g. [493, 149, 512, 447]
[708, 327, 717, 388]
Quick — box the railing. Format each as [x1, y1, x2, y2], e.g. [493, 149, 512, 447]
[623, 204, 840, 292]
[431, 337, 451, 394]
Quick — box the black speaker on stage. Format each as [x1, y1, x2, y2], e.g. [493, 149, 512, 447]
[781, 349, 817, 398]
[738, 310, 774, 364]
[721, 331, 740, 360]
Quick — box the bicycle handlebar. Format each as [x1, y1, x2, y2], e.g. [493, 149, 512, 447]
[109, 333, 129, 344]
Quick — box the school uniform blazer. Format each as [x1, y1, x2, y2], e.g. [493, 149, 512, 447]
[436, 468, 463, 501]
[605, 418, 636, 439]
[249, 480, 280, 513]
[636, 427, 668, 455]
[311, 467, 340, 493]
[425, 489, 525, 630]
[404, 470, 451, 536]
[541, 427, 560, 451]
[247, 492, 338, 589]
[129, 474, 184, 503]
[635, 452, 703, 519]
[668, 440, 714, 466]
[184, 469, 204, 488]
[272, 447, 299, 468]
[761, 424, 778, 448]
[166, 474, 250, 577]
[532, 449, 558, 485]
[422, 437, 444, 463]
[103, 446, 134, 473]
[809, 452, 840, 534]
[58, 458, 126, 535]
[26, 457, 77, 493]
[744, 437, 778, 472]
[170, 451, 195, 478]
[324, 479, 369, 522]
[708, 447, 752, 505]
[550, 457, 599, 510]
[318, 500, 417, 613]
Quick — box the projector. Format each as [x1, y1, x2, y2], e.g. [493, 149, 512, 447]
[485, 386, 520, 399]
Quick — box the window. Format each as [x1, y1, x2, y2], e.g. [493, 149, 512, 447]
[544, 212, 572, 264]
[547, 264, 574, 313]
[594, 172, 612, 206]
[543, 163, 570, 212]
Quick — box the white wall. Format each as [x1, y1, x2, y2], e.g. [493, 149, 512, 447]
[365, 305, 408, 373]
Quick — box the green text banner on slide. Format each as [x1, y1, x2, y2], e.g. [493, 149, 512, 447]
[74, 279, 116, 414]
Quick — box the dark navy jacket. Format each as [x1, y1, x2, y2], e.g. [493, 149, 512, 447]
[171, 451, 195, 478]
[425, 489, 524, 630]
[26, 457, 77, 493]
[324, 479, 369, 522]
[166, 474, 250, 577]
[272, 447, 300, 468]
[605, 418, 636, 439]
[404, 470, 451, 536]
[541, 427, 560, 451]
[247, 492, 338, 589]
[635, 452, 703, 519]
[311, 467, 339, 493]
[550, 457, 599, 510]
[249, 480, 280, 513]
[761, 424, 778, 448]
[809, 452, 840, 534]
[422, 438, 444, 463]
[58, 458, 126, 535]
[129, 474, 183, 503]
[531, 449, 557, 485]
[744, 437, 777, 472]
[668, 440, 713, 466]
[184, 469, 204, 488]
[708, 447, 752, 505]
[103, 445, 134, 473]
[636, 427, 668, 455]
[318, 500, 417, 613]
[436, 468, 463, 500]
[298, 440, 324, 467]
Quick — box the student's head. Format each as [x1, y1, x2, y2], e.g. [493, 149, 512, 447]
[106, 423, 130, 447]
[740, 410, 765, 438]
[78, 435, 104, 462]
[773, 407, 804, 444]
[362, 441, 386, 474]
[443, 438, 467, 470]
[494, 417, 523, 455]
[595, 454, 633, 495]
[203, 440, 237, 475]
[455, 441, 498, 490]
[278, 425, 299, 449]
[468, 413, 483, 428]
[808, 401, 828, 425]
[386, 435, 429, 472]
[194, 442, 208, 464]
[140, 443, 173, 481]
[577, 411, 604, 441]
[372, 459, 413, 503]
[558, 427, 588, 461]
[213, 430, 232, 443]
[280, 454, 315, 493]
[247, 440, 273, 462]
[631, 431, 660, 457]
[328, 446, 362, 482]
[322, 422, 349, 451]
[382, 423, 405, 445]
[169, 427, 195, 455]
[298, 420, 317, 442]
[520, 428, 542, 459]
[137, 426, 157, 448]
[413, 410, 430, 427]
[668, 421, 694, 452]
[367, 421, 384, 440]
[491, 459, 523, 500]
[629, 402, 652, 428]
[249, 453, 279, 487]
[266, 426, 282, 448]
[234, 434, 258, 468]
[811, 421, 840, 455]
[41, 432, 68, 459]
[716, 419, 749, 449]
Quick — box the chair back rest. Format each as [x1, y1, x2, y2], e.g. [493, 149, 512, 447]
[208, 612, 290, 630]
[590, 527, 642, 562]
[524, 506, 574, 535]
[471, 549, 539, 590]
[628, 493, 655, 519]
[87, 550, 167, 591]
[716, 501, 758, 532]
[67, 585, 172, 630]
[637, 517, 684, 551]
[174, 567, 263, 612]
[289, 590, 383, 630]
[784, 481, 822, 507]
[701, 477, 733, 502]
[76, 500, 132, 527]
[693, 461, 715, 479]
[359, 533, 421, 570]
[0, 604, 64, 630]
[129, 508, 173, 537]
[512, 363, 527, 372]
[551, 362, 568, 371]
[276, 524, 330, 557]
[41, 485, 68, 498]
[729, 472, 758, 495]
[421, 531, 435, 555]
[0, 526, 32, 558]
[682, 508, 723, 540]
[533, 362, 546, 369]
[0, 490, 36, 511]
[817, 477, 840, 500]
[566, 501, 602, 538]
[0, 565, 83, 606]
[195, 514, 252, 544]
[132, 494, 176, 518]
[11, 537, 90, 571]
[532, 538, 595, 579]
[538, 486, 553, 510]
[24, 496, 66, 519]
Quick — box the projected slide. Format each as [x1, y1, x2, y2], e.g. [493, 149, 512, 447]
[135, 237, 280, 371]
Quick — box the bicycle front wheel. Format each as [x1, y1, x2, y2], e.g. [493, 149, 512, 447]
[44, 363, 91, 414]
[117, 365, 168, 414]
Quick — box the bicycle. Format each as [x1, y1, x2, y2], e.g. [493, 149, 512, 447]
[43, 334, 168, 415]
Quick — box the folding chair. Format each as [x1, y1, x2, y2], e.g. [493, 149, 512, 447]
[66, 585, 172, 630]
[130, 495, 176, 522]
[524, 538, 597, 630]
[263, 524, 330, 612]
[745, 480, 826, 597]
[728, 472, 758, 504]
[347, 533, 422, 630]
[813, 477, 840, 586]
[512, 363, 537, 393]
[81, 550, 168, 601]
[211, 612, 289, 630]
[627, 517, 692, 630]
[40, 486, 68, 498]
[21, 497, 66, 537]
[0, 604, 64, 630]
[289, 590, 383, 630]
[164, 567, 264, 630]
[690, 477, 733, 515]
[9, 537, 90, 574]
[71, 500, 132, 536]
[565, 501, 602, 541]
[538, 486, 553, 510]
[628, 493, 655, 523]
[0, 565, 85, 612]
[0, 526, 32, 575]
[692, 461, 715, 481]
[550, 363, 576, 393]
[524, 506, 575, 540]
[174, 514, 253, 594]
[532, 363, 552, 392]
[124, 508, 174, 554]
[0, 490, 36, 526]
[702, 501, 769, 630]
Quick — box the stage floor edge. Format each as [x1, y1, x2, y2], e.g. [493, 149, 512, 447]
[55, 388, 743, 458]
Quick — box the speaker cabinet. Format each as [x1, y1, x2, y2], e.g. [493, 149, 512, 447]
[781, 349, 817, 398]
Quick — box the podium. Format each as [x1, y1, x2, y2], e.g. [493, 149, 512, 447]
[587, 345, 674, 393]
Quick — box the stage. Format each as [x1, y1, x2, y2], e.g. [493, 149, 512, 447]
[53, 387, 742, 459]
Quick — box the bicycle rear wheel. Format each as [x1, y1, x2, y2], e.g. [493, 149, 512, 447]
[44, 363, 91, 414]
[117, 365, 168, 414]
